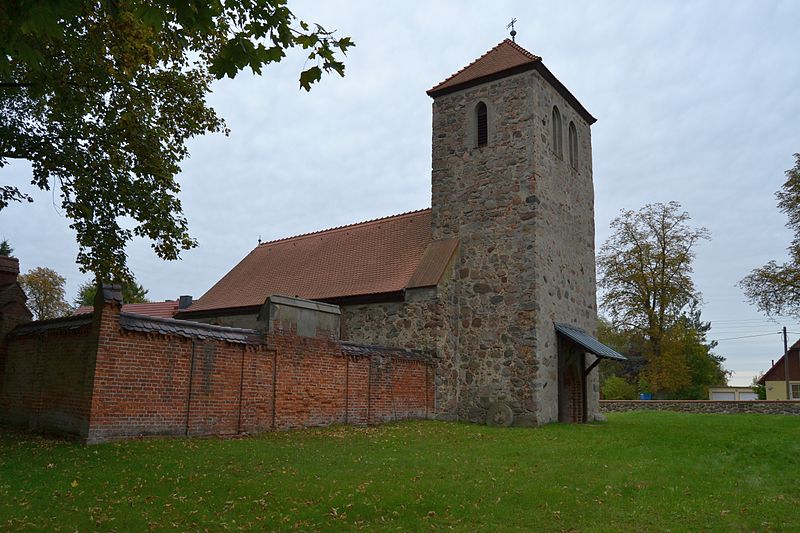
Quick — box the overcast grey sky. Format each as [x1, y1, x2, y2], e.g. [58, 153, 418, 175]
[2, 0, 799, 385]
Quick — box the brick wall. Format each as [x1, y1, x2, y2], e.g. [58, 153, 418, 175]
[1, 298, 435, 443]
[0, 318, 96, 437]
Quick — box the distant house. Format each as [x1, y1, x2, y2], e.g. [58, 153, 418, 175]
[708, 387, 759, 401]
[74, 295, 193, 320]
[758, 340, 800, 400]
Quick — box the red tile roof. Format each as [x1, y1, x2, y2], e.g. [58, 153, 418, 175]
[427, 39, 596, 125]
[74, 300, 180, 319]
[184, 209, 458, 314]
[428, 39, 541, 96]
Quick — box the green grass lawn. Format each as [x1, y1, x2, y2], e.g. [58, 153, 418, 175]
[1, 412, 798, 532]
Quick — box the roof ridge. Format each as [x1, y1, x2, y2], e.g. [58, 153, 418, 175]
[505, 39, 541, 61]
[257, 207, 432, 247]
[428, 39, 540, 94]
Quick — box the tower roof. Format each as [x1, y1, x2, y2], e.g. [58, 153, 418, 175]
[427, 39, 596, 125]
[427, 39, 541, 96]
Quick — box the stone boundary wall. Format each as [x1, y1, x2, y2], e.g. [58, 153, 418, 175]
[1, 299, 435, 443]
[600, 400, 800, 416]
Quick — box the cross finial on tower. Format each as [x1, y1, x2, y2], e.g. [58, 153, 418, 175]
[507, 18, 517, 42]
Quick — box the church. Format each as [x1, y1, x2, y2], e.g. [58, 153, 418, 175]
[0, 39, 625, 442]
[178, 38, 624, 426]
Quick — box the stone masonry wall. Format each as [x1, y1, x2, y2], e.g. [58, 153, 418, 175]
[430, 69, 597, 426]
[431, 71, 540, 425]
[601, 400, 800, 416]
[529, 70, 598, 424]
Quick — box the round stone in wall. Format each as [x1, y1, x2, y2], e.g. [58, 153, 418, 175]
[486, 402, 514, 427]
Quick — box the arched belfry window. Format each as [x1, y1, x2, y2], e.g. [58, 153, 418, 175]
[568, 121, 578, 169]
[551, 106, 563, 158]
[476, 102, 488, 147]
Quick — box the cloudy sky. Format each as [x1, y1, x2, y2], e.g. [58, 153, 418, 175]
[2, 0, 799, 385]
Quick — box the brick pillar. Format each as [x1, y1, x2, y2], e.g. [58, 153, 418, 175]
[0, 256, 32, 338]
[0, 256, 33, 393]
[85, 284, 123, 443]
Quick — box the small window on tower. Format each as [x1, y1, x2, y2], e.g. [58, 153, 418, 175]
[568, 121, 578, 169]
[552, 106, 563, 158]
[476, 102, 488, 147]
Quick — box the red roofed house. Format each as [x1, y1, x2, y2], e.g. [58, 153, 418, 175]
[178, 39, 623, 425]
[758, 340, 800, 400]
[74, 296, 193, 320]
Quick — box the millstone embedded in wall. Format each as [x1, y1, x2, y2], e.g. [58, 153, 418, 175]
[486, 401, 514, 427]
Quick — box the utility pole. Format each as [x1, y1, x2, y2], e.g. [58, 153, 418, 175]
[784, 326, 790, 400]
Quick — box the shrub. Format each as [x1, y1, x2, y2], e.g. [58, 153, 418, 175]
[602, 376, 638, 400]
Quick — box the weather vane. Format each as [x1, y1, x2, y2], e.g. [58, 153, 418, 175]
[507, 18, 517, 42]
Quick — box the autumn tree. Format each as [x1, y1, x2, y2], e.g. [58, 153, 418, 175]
[740, 154, 800, 316]
[641, 308, 728, 398]
[18, 266, 73, 320]
[1, 1, 353, 284]
[75, 279, 149, 307]
[598, 309, 728, 399]
[597, 202, 727, 397]
[597, 201, 710, 357]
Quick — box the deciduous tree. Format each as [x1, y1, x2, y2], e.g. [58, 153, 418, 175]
[18, 266, 73, 320]
[1, 1, 353, 284]
[597, 203, 727, 397]
[740, 153, 800, 316]
[597, 201, 710, 357]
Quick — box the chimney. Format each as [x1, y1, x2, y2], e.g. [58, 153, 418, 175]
[0, 256, 20, 286]
[178, 295, 193, 309]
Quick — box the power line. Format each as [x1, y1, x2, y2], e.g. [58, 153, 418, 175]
[711, 324, 800, 331]
[712, 332, 782, 342]
[706, 317, 783, 322]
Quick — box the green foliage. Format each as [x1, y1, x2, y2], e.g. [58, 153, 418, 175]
[601, 375, 638, 399]
[2, 414, 800, 531]
[598, 307, 729, 399]
[740, 153, 800, 317]
[0, 1, 353, 284]
[75, 279, 149, 306]
[17, 266, 73, 320]
[751, 374, 767, 400]
[597, 202, 710, 357]
[0, 239, 11, 256]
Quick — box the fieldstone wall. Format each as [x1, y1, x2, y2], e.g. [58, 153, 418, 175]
[601, 400, 800, 416]
[528, 70, 598, 424]
[430, 68, 597, 426]
[431, 71, 538, 426]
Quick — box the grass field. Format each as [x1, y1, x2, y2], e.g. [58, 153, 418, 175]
[1, 411, 799, 531]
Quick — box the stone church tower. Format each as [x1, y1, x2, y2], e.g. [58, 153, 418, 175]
[427, 40, 600, 425]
